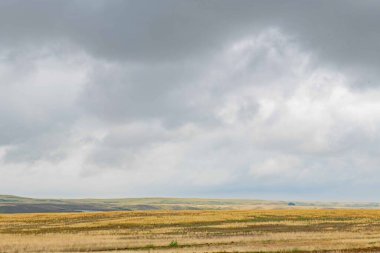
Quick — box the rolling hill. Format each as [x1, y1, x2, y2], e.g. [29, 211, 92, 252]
[1, 195, 380, 213]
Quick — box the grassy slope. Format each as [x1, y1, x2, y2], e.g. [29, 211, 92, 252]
[1, 195, 380, 213]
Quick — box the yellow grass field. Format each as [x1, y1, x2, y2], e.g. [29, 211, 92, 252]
[2, 210, 380, 253]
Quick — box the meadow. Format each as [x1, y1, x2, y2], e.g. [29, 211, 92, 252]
[2, 209, 380, 252]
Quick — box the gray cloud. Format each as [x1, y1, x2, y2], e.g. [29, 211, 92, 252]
[0, 0, 379, 70]
[0, 46, 87, 163]
[0, 1, 380, 200]
[79, 61, 214, 126]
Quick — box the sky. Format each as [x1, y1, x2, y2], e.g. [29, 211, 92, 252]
[1, 0, 380, 201]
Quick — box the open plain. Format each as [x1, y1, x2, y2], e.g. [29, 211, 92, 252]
[2, 209, 380, 253]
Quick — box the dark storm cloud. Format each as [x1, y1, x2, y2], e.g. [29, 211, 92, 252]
[0, 0, 379, 71]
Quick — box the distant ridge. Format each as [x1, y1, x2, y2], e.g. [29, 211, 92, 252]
[1, 195, 380, 213]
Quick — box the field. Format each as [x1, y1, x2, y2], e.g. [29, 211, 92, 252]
[2, 210, 380, 252]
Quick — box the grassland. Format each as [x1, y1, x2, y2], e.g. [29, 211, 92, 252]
[2, 209, 380, 252]
[2, 195, 380, 213]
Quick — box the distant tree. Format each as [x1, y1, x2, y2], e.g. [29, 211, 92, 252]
[288, 202, 296, 206]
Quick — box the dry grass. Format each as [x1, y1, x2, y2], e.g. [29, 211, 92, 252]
[2, 210, 380, 252]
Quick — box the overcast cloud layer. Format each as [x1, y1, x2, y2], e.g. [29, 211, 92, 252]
[1, 0, 380, 200]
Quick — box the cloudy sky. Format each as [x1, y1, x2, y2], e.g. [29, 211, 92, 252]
[1, 0, 380, 200]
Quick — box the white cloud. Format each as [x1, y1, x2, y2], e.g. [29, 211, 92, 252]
[250, 155, 302, 178]
[1, 28, 380, 200]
